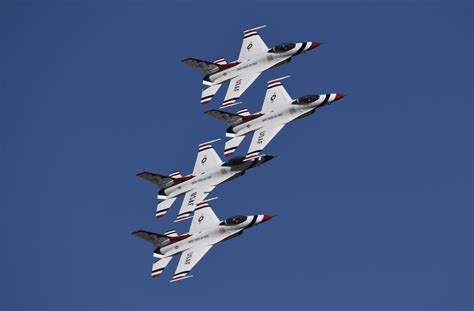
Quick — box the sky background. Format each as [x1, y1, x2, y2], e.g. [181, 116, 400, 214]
[1, 0, 472, 310]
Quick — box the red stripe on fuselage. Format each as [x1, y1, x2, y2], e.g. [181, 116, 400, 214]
[169, 234, 192, 243]
[172, 175, 194, 185]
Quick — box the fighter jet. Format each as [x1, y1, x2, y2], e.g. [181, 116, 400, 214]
[136, 139, 273, 222]
[182, 25, 321, 109]
[133, 199, 273, 282]
[205, 76, 346, 158]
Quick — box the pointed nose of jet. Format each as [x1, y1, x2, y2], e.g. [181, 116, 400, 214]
[262, 155, 275, 163]
[307, 41, 322, 51]
[256, 214, 273, 225]
[255, 155, 275, 165]
[335, 93, 346, 101]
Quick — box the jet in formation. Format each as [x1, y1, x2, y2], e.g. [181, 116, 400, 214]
[182, 25, 321, 109]
[134, 25, 346, 283]
[137, 139, 273, 222]
[205, 76, 346, 158]
[133, 200, 273, 282]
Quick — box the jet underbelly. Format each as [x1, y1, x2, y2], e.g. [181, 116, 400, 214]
[285, 105, 315, 122]
[162, 228, 226, 256]
[211, 54, 271, 84]
[235, 109, 287, 134]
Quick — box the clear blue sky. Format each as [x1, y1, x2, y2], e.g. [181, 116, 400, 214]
[1, 1, 472, 310]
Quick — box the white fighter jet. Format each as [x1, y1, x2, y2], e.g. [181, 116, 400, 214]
[182, 25, 321, 109]
[133, 199, 273, 282]
[205, 76, 346, 158]
[137, 139, 273, 222]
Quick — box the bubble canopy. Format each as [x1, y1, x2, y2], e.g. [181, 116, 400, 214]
[295, 94, 320, 105]
[269, 43, 296, 53]
[220, 216, 248, 226]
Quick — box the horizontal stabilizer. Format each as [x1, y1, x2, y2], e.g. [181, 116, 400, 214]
[201, 84, 222, 104]
[151, 256, 173, 278]
[156, 197, 177, 218]
[224, 136, 246, 157]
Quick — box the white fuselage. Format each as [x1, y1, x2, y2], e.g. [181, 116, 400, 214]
[208, 49, 295, 85]
[163, 166, 238, 198]
[160, 215, 265, 257]
[233, 101, 316, 136]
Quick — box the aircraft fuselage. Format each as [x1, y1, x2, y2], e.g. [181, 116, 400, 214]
[159, 214, 269, 257]
[207, 41, 317, 85]
[162, 166, 237, 199]
[208, 53, 289, 84]
[232, 101, 315, 136]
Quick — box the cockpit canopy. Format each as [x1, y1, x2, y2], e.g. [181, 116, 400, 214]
[220, 216, 247, 226]
[269, 43, 296, 53]
[294, 94, 320, 105]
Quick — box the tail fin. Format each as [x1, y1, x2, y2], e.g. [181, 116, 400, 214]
[224, 136, 246, 157]
[201, 84, 222, 104]
[132, 230, 171, 248]
[182, 58, 222, 75]
[205, 109, 243, 126]
[136, 172, 175, 189]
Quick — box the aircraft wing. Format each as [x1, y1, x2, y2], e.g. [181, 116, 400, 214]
[246, 124, 285, 160]
[189, 201, 220, 233]
[193, 139, 222, 175]
[174, 186, 215, 222]
[261, 76, 293, 113]
[238, 25, 268, 61]
[170, 245, 213, 282]
[221, 72, 261, 108]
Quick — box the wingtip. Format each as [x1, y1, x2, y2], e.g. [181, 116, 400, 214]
[198, 138, 221, 147]
[267, 75, 291, 85]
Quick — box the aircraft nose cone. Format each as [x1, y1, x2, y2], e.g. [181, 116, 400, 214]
[258, 155, 275, 164]
[335, 93, 347, 101]
[264, 155, 275, 161]
[261, 215, 273, 223]
[308, 41, 321, 50]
